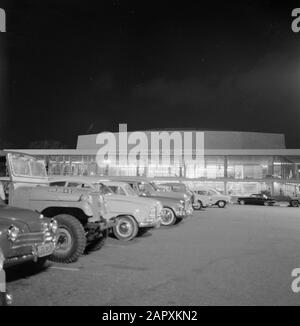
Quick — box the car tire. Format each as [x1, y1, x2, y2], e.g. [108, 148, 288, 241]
[264, 201, 270, 206]
[113, 216, 139, 241]
[50, 214, 86, 263]
[161, 207, 177, 226]
[239, 200, 245, 205]
[291, 200, 299, 208]
[217, 200, 226, 208]
[193, 200, 203, 210]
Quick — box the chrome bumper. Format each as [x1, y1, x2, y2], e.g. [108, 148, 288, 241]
[139, 217, 161, 228]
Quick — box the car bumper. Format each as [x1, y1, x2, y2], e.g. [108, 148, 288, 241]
[139, 217, 161, 228]
[4, 242, 55, 268]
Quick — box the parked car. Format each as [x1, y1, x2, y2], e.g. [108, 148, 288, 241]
[0, 202, 57, 271]
[0, 151, 114, 263]
[288, 196, 300, 207]
[154, 181, 195, 204]
[49, 176, 163, 241]
[193, 187, 231, 209]
[237, 194, 276, 206]
[108, 177, 193, 216]
[100, 178, 187, 226]
[0, 248, 12, 306]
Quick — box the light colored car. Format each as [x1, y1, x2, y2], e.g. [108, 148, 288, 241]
[102, 177, 188, 226]
[193, 187, 231, 209]
[106, 176, 193, 216]
[0, 151, 113, 263]
[154, 182, 195, 205]
[49, 176, 163, 241]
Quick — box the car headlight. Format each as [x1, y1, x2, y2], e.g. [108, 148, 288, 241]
[7, 225, 20, 242]
[49, 219, 58, 233]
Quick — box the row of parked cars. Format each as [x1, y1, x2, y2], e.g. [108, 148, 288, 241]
[0, 150, 233, 305]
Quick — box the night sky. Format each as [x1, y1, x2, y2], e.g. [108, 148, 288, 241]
[1, 0, 300, 148]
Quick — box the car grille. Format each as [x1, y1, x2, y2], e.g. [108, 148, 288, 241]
[12, 231, 50, 249]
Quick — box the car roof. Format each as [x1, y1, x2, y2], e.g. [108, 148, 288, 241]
[100, 180, 131, 187]
[50, 176, 110, 184]
[160, 182, 183, 186]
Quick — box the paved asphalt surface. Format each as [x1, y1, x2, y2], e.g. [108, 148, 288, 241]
[6, 205, 300, 306]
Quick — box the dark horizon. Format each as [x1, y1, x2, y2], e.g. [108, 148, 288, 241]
[1, 0, 300, 148]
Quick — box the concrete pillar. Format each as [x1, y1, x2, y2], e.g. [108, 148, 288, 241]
[224, 156, 228, 178]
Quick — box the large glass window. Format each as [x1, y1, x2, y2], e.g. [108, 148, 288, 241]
[273, 156, 297, 180]
[185, 156, 224, 179]
[227, 156, 272, 180]
[226, 182, 269, 196]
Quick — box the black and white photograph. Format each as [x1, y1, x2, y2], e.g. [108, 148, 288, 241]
[1, 0, 300, 312]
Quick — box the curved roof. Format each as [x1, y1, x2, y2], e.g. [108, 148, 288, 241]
[77, 130, 286, 150]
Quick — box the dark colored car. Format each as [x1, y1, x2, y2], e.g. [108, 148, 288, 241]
[288, 196, 300, 207]
[0, 202, 57, 270]
[237, 194, 276, 206]
[0, 248, 12, 306]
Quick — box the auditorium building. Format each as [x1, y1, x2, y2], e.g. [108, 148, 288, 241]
[12, 130, 300, 197]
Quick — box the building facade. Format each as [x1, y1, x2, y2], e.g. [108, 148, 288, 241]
[12, 131, 300, 197]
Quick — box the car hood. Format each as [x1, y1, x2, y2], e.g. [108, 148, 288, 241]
[152, 191, 186, 201]
[29, 185, 96, 202]
[105, 194, 157, 209]
[0, 205, 43, 232]
[143, 194, 180, 206]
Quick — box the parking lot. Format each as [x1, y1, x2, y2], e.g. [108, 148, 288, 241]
[6, 205, 300, 306]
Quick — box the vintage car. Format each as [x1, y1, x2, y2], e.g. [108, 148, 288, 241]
[0, 151, 114, 263]
[101, 179, 187, 226]
[0, 203, 57, 271]
[237, 194, 276, 206]
[154, 181, 195, 204]
[0, 248, 12, 306]
[49, 176, 163, 241]
[192, 187, 231, 209]
[107, 177, 193, 217]
[288, 196, 300, 207]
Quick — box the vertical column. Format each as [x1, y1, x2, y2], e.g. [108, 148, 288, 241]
[269, 181, 274, 196]
[224, 156, 228, 178]
[294, 163, 299, 180]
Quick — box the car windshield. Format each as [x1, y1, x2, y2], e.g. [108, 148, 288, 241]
[124, 184, 138, 196]
[139, 182, 156, 194]
[93, 183, 113, 195]
[209, 189, 221, 195]
[10, 155, 47, 178]
[150, 182, 159, 191]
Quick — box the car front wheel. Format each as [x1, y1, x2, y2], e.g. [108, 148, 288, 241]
[50, 214, 86, 263]
[113, 216, 139, 241]
[161, 207, 177, 226]
[217, 200, 226, 208]
[193, 200, 203, 210]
